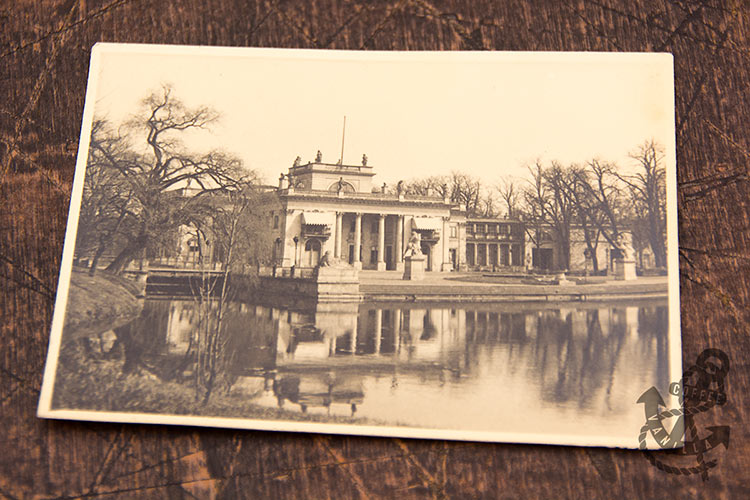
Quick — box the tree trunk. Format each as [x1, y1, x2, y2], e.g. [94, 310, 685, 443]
[649, 215, 666, 267]
[105, 232, 148, 274]
[88, 241, 108, 276]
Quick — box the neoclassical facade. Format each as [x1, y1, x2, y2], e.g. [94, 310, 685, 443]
[265, 156, 467, 272]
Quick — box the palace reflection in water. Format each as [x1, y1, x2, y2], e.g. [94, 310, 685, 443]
[135, 297, 669, 437]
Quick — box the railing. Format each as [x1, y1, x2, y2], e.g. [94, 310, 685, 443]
[257, 265, 317, 279]
[301, 225, 332, 238]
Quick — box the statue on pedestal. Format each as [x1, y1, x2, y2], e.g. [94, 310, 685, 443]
[362, 153, 368, 166]
[293, 156, 301, 167]
[404, 232, 423, 258]
[617, 233, 635, 261]
[315, 150, 323, 162]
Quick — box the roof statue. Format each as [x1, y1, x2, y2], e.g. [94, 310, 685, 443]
[315, 150, 322, 162]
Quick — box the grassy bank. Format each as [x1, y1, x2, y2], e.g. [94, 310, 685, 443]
[62, 268, 144, 341]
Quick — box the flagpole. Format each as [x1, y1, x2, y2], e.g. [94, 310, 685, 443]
[340, 115, 346, 164]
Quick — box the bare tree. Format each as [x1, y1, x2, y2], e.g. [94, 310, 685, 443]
[521, 161, 548, 267]
[497, 176, 520, 219]
[570, 160, 630, 271]
[449, 171, 482, 215]
[478, 190, 497, 217]
[76, 120, 137, 274]
[541, 161, 576, 270]
[83, 85, 248, 274]
[618, 140, 667, 268]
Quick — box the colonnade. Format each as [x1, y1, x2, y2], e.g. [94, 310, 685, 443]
[468, 242, 516, 267]
[332, 213, 405, 270]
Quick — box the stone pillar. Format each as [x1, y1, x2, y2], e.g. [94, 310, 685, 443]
[335, 212, 343, 258]
[441, 217, 451, 271]
[377, 214, 386, 271]
[395, 215, 404, 272]
[353, 213, 362, 269]
[484, 243, 489, 268]
[473, 243, 478, 269]
[374, 308, 382, 354]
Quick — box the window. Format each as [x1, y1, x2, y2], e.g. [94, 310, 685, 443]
[351, 219, 356, 232]
[477, 224, 486, 234]
[450, 225, 457, 238]
[372, 221, 378, 234]
[370, 247, 378, 263]
[489, 224, 497, 234]
[273, 215, 279, 229]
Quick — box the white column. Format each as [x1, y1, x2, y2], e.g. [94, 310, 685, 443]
[335, 212, 343, 258]
[395, 215, 404, 271]
[441, 217, 450, 271]
[354, 213, 362, 269]
[377, 214, 386, 271]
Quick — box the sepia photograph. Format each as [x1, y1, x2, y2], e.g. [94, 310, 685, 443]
[38, 44, 681, 448]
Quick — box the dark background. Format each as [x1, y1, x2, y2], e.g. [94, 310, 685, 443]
[1, 1, 748, 498]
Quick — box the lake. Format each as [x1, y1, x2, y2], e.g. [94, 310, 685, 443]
[82, 296, 671, 443]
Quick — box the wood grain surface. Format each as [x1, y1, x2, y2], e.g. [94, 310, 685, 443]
[2, 1, 749, 498]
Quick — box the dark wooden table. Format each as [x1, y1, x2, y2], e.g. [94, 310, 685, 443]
[2, 1, 748, 498]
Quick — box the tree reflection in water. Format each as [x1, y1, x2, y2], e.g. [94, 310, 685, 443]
[54, 294, 670, 431]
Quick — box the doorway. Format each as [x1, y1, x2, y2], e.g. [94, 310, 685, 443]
[420, 242, 431, 271]
[305, 239, 321, 267]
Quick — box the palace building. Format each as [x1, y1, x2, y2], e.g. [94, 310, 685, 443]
[265, 154, 469, 272]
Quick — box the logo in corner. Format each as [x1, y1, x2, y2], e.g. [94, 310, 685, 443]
[637, 348, 730, 481]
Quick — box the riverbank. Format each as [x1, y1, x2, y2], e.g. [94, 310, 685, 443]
[63, 268, 144, 341]
[359, 271, 669, 302]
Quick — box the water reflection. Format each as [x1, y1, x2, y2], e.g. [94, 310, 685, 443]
[108, 298, 670, 435]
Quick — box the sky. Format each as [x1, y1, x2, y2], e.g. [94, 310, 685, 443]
[89, 45, 676, 187]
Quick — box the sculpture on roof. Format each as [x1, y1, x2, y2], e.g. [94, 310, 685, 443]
[396, 180, 405, 195]
[293, 156, 301, 167]
[362, 154, 368, 166]
[315, 150, 323, 162]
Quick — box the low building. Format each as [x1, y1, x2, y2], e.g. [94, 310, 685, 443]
[465, 217, 525, 271]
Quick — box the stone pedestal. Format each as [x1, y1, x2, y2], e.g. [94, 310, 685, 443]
[403, 255, 426, 280]
[441, 262, 453, 272]
[556, 271, 570, 285]
[315, 266, 360, 302]
[376, 261, 386, 271]
[614, 259, 637, 281]
[395, 261, 405, 273]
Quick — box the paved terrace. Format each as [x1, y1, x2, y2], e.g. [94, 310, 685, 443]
[359, 271, 669, 303]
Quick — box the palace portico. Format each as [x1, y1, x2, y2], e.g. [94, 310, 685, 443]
[266, 154, 467, 272]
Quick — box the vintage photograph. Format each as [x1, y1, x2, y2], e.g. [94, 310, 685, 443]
[38, 45, 680, 448]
